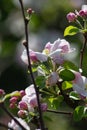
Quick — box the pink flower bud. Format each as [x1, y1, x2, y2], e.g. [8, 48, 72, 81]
[41, 103, 47, 112]
[9, 103, 16, 109]
[0, 89, 5, 96]
[79, 10, 87, 17]
[20, 90, 26, 97]
[67, 12, 77, 22]
[10, 97, 18, 104]
[27, 8, 34, 15]
[18, 101, 28, 110]
[18, 110, 28, 118]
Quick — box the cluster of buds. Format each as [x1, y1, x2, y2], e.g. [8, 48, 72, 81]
[9, 90, 25, 109]
[67, 5, 87, 22]
[9, 85, 47, 119]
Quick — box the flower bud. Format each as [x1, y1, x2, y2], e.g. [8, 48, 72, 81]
[79, 10, 87, 17]
[66, 12, 77, 22]
[0, 89, 5, 96]
[18, 110, 28, 118]
[18, 101, 28, 110]
[27, 8, 34, 15]
[9, 103, 16, 109]
[10, 96, 18, 104]
[41, 103, 47, 112]
[20, 90, 26, 97]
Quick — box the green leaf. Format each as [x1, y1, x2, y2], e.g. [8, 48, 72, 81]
[73, 106, 84, 121]
[59, 69, 75, 81]
[35, 76, 46, 89]
[48, 96, 63, 109]
[62, 81, 72, 90]
[63, 61, 79, 71]
[69, 91, 81, 100]
[64, 26, 79, 36]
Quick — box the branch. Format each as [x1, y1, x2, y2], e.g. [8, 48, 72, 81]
[19, 0, 46, 130]
[79, 33, 87, 69]
[56, 82, 78, 109]
[47, 109, 72, 115]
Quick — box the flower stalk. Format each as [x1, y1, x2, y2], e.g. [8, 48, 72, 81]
[19, 0, 46, 129]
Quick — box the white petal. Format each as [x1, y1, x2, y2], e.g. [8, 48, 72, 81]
[73, 84, 87, 97]
[35, 52, 48, 62]
[25, 84, 36, 96]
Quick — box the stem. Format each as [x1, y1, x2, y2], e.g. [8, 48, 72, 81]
[0, 102, 26, 130]
[47, 109, 72, 115]
[19, 0, 46, 130]
[0, 122, 14, 130]
[79, 33, 87, 69]
[75, 19, 84, 29]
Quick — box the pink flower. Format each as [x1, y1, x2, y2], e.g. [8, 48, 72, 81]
[44, 38, 75, 64]
[21, 50, 47, 64]
[46, 72, 59, 86]
[22, 84, 39, 109]
[66, 12, 77, 22]
[25, 84, 36, 96]
[72, 71, 87, 97]
[29, 94, 38, 107]
[21, 38, 75, 65]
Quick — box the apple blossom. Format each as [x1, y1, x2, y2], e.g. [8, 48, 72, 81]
[72, 71, 87, 97]
[44, 38, 75, 64]
[21, 49, 48, 64]
[8, 117, 30, 130]
[21, 38, 75, 65]
[21, 84, 38, 110]
[25, 84, 36, 96]
[46, 72, 59, 86]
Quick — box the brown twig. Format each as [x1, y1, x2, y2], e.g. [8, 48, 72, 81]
[47, 109, 72, 115]
[56, 82, 78, 109]
[79, 33, 87, 69]
[19, 0, 46, 130]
